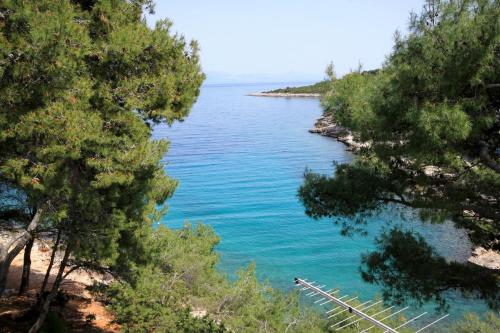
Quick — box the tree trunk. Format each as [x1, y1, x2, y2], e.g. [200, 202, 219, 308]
[0, 207, 44, 296]
[479, 141, 500, 173]
[28, 245, 71, 333]
[40, 229, 61, 294]
[18, 237, 34, 295]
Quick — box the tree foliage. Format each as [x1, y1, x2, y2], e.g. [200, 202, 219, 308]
[299, 0, 499, 309]
[0, 0, 203, 330]
[264, 80, 332, 95]
[451, 312, 500, 332]
[103, 224, 331, 333]
[361, 227, 499, 310]
[104, 223, 419, 332]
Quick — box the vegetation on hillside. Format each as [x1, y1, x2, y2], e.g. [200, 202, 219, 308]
[0, 0, 498, 332]
[0, 0, 205, 330]
[264, 80, 331, 95]
[299, 0, 499, 311]
[0, 1, 351, 332]
[264, 65, 379, 96]
[451, 312, 500, 332]
[101, 224, 333, 332]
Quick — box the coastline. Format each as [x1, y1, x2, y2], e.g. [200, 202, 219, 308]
[308, 114, 500, 271]
[308, 114, 368, 152]
[248, 91, 366, 152]
[248, 92, 321, 98]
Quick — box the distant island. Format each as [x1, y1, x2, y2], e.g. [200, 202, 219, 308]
[248, 80, 330, 97]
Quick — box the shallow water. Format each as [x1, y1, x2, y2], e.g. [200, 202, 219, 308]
[154, 83, 488, 321]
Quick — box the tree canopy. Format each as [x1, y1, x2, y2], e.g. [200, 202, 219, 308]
[0, 0, 203, 330]
[1, 0, 499, 331]
[299, 0, 499, 310]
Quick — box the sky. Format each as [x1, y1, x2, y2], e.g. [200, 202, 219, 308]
[147, 0, 426, 83]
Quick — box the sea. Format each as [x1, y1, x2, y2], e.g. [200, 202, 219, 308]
[153, 82, 489, 324]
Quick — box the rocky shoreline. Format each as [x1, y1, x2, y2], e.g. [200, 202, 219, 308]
[468, 247, 500, 270]
[248, 92, 321, 98]
[252, 92, 498, 271]
[308, 114, 368, 152]
[308, 114, 499, 271]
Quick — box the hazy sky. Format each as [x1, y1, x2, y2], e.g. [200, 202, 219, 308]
[148, 0, 425, 81]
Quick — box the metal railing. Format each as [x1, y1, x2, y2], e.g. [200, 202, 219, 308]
[294, 277, 449, 332]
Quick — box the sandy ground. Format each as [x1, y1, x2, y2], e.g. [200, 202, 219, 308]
[0, 234, 119, 332]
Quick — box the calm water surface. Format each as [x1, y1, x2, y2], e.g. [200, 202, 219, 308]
[154, 83, 487, 321]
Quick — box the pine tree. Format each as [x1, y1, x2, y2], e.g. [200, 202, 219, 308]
[300, 0, 499, 309]
[0, 0, 204, 330]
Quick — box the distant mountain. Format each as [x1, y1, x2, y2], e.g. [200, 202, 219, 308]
[204, 71, 322, 85]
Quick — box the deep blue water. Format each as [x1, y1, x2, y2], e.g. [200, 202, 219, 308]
[154, 83, 487, 322]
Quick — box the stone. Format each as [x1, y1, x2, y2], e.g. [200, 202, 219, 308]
[468, 247, 500, 270]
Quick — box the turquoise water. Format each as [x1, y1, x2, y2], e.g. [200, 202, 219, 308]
[154, 83, 487, 321]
